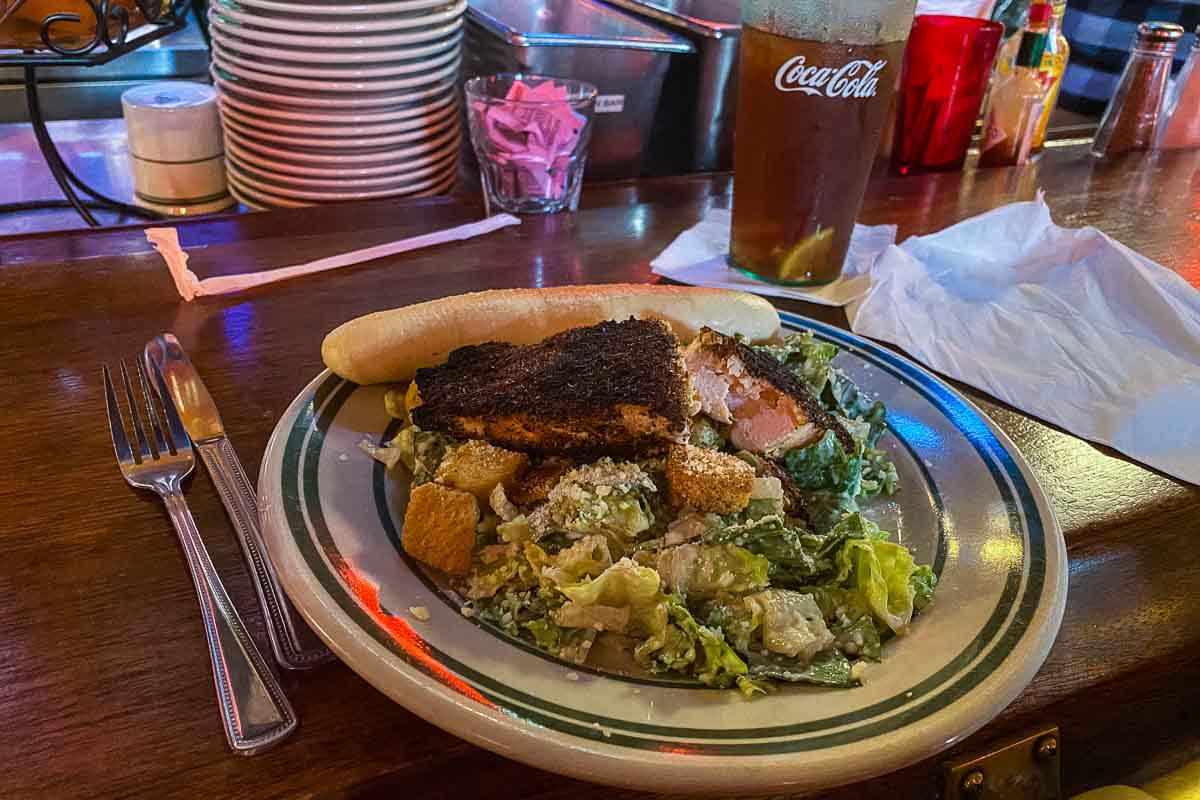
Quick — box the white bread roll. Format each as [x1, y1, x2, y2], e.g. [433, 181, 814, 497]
[322, 284, 781, 385]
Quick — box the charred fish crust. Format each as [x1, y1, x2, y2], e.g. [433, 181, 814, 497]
[695, 328, 855, 453]
[412, 318, 691, 453]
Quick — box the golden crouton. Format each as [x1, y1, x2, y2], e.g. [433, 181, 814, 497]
[402, 483, 479, 576]
[667, 444, 754, 514]
[508, 457, 573, 506]
[434, 439, 529, 501]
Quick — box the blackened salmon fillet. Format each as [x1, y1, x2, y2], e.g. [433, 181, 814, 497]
[412, 318, 696, 453]
[684, 328, 853, 455]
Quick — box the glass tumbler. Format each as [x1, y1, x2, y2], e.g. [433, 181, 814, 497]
[729, 0, 918, 286]
[891, 15, 1004, 173]
[465, 73, 598, 215]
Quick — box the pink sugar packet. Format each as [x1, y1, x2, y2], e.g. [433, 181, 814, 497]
[476, 79, 587, 201]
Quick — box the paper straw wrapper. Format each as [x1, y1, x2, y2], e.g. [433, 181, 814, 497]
[146, 213, 522, 301]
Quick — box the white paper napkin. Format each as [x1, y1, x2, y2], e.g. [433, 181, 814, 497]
[147, 213, 522, 301]
[651, 208, 898, 307]
[915, 0, 997, 18]
[848, 196, 1200, 485]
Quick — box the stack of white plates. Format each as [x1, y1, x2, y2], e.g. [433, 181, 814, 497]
[208, 0, 465, 208]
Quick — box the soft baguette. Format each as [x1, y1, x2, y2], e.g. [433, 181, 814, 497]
[322, 284, 781, 385]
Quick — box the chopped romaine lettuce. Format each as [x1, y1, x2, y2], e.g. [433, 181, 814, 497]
[655, 543, 769, 600]
[835, 527, 925, 635]
[910, 564, 938, 611]
[743, 589, 834, 662]
[543, 459, 658, 554]
[361, 424, 455, 485]
[538, 535, 613, 587]
[747, 647, 860, 688]
[688, 416, 728, 450]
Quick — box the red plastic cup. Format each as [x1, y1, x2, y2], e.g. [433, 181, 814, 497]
[891, 15, 1004, 174]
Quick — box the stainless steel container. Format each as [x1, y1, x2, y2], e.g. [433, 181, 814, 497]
[601, 0, 741, 173]
[465, 0, 693, 180]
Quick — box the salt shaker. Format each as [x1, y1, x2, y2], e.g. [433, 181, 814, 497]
[122, 82, 236, 216]
[1158, 27, 1200, 150]
[1091, 22, 1185, 158]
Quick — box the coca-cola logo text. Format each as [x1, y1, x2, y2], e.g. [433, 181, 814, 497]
[774, 56, 887, 98]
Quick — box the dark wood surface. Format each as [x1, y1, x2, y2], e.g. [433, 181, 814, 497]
[2, 144, 1199, 799]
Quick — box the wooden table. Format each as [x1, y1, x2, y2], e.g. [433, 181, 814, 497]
[2, 144, 1198, 799]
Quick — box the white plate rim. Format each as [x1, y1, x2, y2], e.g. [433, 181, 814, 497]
[257, 311, 1068, 795]
[212, 50, 461, 92]
[211, 0, 465, 33]
[234, 0, 452, 16]
[219, 99, 458, 143]
[222, 122, 459, 164]
[212, 36, 460, 79]
[226, 157, 456, 199]
[226, 167, 456, 205]
[208, 10, 462, 47]
[211, 67, 456, 109]
[224, 135, 458, 178]
[220, 113, 458, 154]
[215, 84, 456, 123]
[225, 147, 457, 188]
[210, 22, 461, 64]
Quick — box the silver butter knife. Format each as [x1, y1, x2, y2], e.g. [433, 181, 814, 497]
[146, 333, 334, 670]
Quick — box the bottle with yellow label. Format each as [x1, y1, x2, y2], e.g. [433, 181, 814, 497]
[1031, 0, 1070, 151]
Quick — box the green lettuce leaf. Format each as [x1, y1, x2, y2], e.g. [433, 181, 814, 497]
[656, 543, 769, 600]
[834, 524, 926, 635]
[910, 564, 938, 611]
[705, 513, 832, 584]
[688, 416, 728, 450]
[557, 559, 757, 693]
[747, 647, 861, 687]
[784, 429, 863, 496]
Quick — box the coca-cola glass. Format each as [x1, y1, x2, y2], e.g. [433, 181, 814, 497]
[892, 15, 1004, 174]
[730, 0, 918, 285]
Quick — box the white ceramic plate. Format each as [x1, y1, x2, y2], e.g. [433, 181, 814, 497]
[222, 122, 459, 165]
[224, 136, 458, 179]
[211, 67, 456, 110]
[212, 50, 461, 93]
[226, 148, 456, 189]
[213, 36, 460, 79]
[210, 21, 460, 64]
[235, 0, 451, 16]
[218, 96, 456, 139]
[211, 0, 465, 33]
[228, 180, 269, 210]
[216, 84, 456, 124]
[226, 161, 455, 204]
[208, 10, 462, 48]
[258, 312, 1068, 796]
[221, 113, 459, 153]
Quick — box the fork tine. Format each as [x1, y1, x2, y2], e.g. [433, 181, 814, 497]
[144, 359, 191, 454]
[102, 365, 135, 467]
[135, 358, 170, 456]
[119, 360, 153, 462]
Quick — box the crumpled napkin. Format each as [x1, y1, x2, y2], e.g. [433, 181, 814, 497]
[848, 196, 1200, 484]
[915, 0, 996, 17]
[650, 208, 898, 307]
[147, 214, 521, 300]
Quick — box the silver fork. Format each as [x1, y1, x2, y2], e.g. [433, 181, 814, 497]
[103, 359, 297, 755]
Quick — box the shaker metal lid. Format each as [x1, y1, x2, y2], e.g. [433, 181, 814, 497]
[1137, 21, 1185, 42]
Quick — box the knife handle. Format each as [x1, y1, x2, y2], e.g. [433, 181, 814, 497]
[198, 439, 334, 670]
